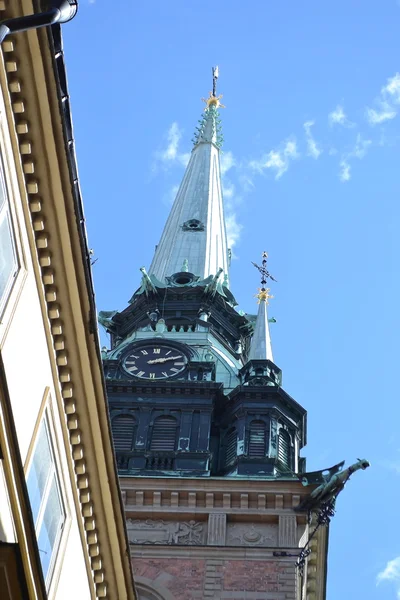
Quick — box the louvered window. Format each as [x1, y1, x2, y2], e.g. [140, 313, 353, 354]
[112, 414, 136, 452]
[248, 420, 267, 457]
[150, 416, 177, 452]
[225, 427, 237, 466]
[278, 430, 291, 467]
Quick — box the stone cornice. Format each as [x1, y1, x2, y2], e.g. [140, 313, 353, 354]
[0, 2, 136, 598]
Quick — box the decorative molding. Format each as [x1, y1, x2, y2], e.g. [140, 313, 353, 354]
[278, 515, 297, 547]
[0, 6, 134, 598]
[226, 523, 277, 547]
[122, 481, 309, 517]
[127, 519, 205, 546]
[207, 513, 226, 546]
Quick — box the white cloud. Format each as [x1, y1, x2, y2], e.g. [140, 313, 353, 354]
[225, 212, 243, 251]
[352, 133, 372, 158]
[220, 151, 235, 175]
[366, 102, 396, 125]
[338, 133, 371, 183]
[383, 73, 400, 103]
[366, 72, 400, 126]
[329, 105, 354, 127]
[165, 184, 179, 206]
[157, 122, 190, 168]
[377, 556, 400, 599]
[304, 120, 322, 159]
[250, 139, 299, 179]
[339, 159, 351, 182]
[161, 122, 180, 161]
[238, 173, 254, 192]
[223, 181, 235, 199]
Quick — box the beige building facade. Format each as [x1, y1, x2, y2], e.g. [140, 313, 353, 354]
[0, 2, 136, 598]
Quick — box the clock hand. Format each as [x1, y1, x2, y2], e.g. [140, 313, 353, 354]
[147, 355, 183, 364]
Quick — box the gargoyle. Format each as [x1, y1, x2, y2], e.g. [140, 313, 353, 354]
[296, 458, 370, 511]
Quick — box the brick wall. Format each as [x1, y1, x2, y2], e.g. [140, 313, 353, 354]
[133, 557, 296, 600]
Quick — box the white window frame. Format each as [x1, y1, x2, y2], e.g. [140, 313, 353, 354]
[26, 408, 67, 589]
[0, 150, 18, 315]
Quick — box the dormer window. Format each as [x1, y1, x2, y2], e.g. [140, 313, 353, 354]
[182, 219, 205, 232]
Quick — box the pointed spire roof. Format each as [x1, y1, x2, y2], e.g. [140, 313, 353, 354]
[249, 253, 278, 362]
[248, 288, 274, 362]
[149, 68, 229, 284]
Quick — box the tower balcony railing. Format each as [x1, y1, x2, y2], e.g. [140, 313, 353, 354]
[116, 450, 175, 471]
[145, 452, 175, 470]
[115, 449, 210, 473]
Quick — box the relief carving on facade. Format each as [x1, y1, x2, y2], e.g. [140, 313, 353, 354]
[226, 523, 278, 547]
[127, 519, 205, 546]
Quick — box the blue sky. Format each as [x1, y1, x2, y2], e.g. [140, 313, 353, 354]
[63, 2, 400, 598]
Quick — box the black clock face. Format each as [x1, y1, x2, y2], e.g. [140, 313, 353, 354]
[123, 344, 188, 380]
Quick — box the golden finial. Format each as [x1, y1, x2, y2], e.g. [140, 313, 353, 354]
[254, 287, 274, 305]
[201, 91, 225, 109]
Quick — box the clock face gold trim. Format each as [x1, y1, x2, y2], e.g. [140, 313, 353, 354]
[123, 343, 188, 380]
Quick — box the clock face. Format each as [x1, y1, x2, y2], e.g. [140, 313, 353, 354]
[123, 344, 188, 380]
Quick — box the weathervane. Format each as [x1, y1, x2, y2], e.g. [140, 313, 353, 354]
[202, 66, 225, 109]
[212, 65, 218, 97]
[252, 251, 277, 288]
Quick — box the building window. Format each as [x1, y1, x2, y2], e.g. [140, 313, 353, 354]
[0, 159, 18, 312]
[111, 413, 136, 452]
[278, 429, 291, 468]
[26, 417, 66, 587]
[248, 420, 268, 458]
[225, 427, 237, 466]
[150, 416, 177, 452]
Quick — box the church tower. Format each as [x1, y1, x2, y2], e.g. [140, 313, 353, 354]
[101, 70, 329, 600]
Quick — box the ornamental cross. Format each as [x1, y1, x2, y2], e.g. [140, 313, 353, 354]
[252, 251, 277, 287]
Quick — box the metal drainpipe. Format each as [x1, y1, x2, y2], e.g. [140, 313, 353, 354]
[0, 0, 78, 43]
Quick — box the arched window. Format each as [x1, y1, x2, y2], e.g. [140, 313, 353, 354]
[225, 427, 237, 466]
[150, 416, 178, 452]
[248, 420, 268, 457]
[278, 429, 291, 468]
[111, 414, 136, 452]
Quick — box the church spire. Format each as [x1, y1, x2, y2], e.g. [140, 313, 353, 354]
[149, 67, 229, 284]
[248, 288, 274, 362]
[248, 252, 277, 362]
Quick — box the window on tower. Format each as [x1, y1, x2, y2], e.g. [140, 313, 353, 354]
[150, 416, 178, 452]
[111, 413, 137, 452]
[225, 427, 237, 467]
[248, 420, 269, 458]
[277, 429, 292, 469]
